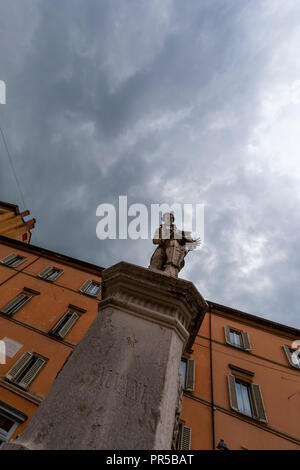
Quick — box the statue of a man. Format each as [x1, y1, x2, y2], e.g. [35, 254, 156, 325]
[149, 212, 200, 278]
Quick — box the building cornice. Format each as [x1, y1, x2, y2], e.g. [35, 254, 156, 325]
[208, 301, 300, 339]
[0, 235, 104, 276]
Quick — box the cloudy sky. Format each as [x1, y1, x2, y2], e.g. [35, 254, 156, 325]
[1, 0, 300, 328]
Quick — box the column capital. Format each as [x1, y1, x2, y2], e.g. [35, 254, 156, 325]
[100, 262, 208, 352]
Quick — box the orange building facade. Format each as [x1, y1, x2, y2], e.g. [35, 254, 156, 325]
[0, 234, 103, 447]
[0, 205, 299, 450]
[180, 303, 300, 450]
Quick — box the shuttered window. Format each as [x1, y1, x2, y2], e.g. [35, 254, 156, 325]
[0, 415, 17, 449]
[79, 280, 101, 296]
[283, 345, 300, 369]
[6, 352, 46, 390]
[0, 401, 27, 448]
[0, 253, 26, 268]
[51, 311, 79, 339]
[224, 326, 251, 351]
[0, 293, 32, 316]
[38, 266, 63, 282]
[180, 359, 195, 392]
[178, 425, 192, 450]
[227, 374, 267, 423]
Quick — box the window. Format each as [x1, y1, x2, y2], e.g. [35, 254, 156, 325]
[0, 293, 32, 316]
[230, 330, 243, 348]
[50, 310, 80, 339]
[180, 358, 195, 392]
[38, 266, 63, 282]
[227, 374, 267, 423]
[0, 415, 17, 448]
[283, 345, 300, 370]
[0, 253, 26, 268]
[235, 381, 253, 417]
[0, 401, 27, 449]
[176, 424, 192, 450]
[224, 326, 251, 351]
[180, 360, 187, 388]
[6, 352, 46, 390]
[79, 280, 101, 297]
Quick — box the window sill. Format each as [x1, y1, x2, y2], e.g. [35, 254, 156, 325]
[226, 342, 251, 353]
[233, 409, 268, 426]
[0, 377, 43, 405]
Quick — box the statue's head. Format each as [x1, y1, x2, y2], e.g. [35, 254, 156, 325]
[162, 212, 174, 225]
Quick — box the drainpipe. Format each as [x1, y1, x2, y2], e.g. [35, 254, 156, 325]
[209, 305, 216, 450]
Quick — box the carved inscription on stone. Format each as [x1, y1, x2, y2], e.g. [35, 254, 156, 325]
[97, 365, 147, 404]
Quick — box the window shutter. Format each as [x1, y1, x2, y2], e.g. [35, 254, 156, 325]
[283, 345, 300, 369]
[179, 425, 192, 450]
[227, 374, 239, 411]
[52, 269, 64, 281]
[241, 332, 251, 351]
[251, 384, 268, 423]
[11, 257, 26, 267]
[79, 280, 92, 293]
[185, 359, 195, 392]
[38, 266, 53, 279]
[0, 253, 16, 265]
[57, 312, 79, 338]
[0, 293, 28, 315]
[51, 313, 69, 335]
[224, 326, 231, 345]
[6, 352, 32, 381]
[18, 357, 46, 389]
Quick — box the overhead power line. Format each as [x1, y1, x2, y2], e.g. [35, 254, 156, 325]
[0, 125, 39, 245]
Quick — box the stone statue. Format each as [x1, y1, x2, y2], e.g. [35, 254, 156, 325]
[149, 212, 200, 278]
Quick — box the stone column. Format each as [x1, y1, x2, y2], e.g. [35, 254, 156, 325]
[4, 262, 207, 450]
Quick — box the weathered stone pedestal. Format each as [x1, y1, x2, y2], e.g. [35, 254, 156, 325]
[4, 262, 207, 450]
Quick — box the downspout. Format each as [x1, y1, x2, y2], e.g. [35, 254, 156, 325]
[209, 305, 216, 450]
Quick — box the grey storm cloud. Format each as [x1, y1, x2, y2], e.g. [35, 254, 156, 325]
[1, 0, 300, 328]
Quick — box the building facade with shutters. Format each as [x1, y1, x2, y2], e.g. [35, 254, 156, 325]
[179, 302, 300, 450]
[0, 234, 102, 448]
[0, 209, 299, 449]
